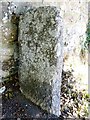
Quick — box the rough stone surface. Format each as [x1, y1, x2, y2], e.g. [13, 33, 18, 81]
[18, 6, 63, 116]
[1, 1, 88, 88]
[7, 1, 88, 87]
[1, 3, 18, 83]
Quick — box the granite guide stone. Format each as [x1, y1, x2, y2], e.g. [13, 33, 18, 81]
[18, 6, 63, 116]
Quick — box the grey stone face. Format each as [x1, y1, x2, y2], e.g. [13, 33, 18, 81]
[18, 6, 63, 116]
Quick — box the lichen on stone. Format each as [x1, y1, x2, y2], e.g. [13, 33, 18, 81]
[19, 6, 63, 116]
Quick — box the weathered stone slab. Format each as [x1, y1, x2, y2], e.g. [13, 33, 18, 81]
[18, 6, 63, 116]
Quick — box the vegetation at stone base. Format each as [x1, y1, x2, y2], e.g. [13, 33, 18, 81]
[84, 21, 90, 49]
[2, 69, 90, 119]
[61, 70, 89, 118]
